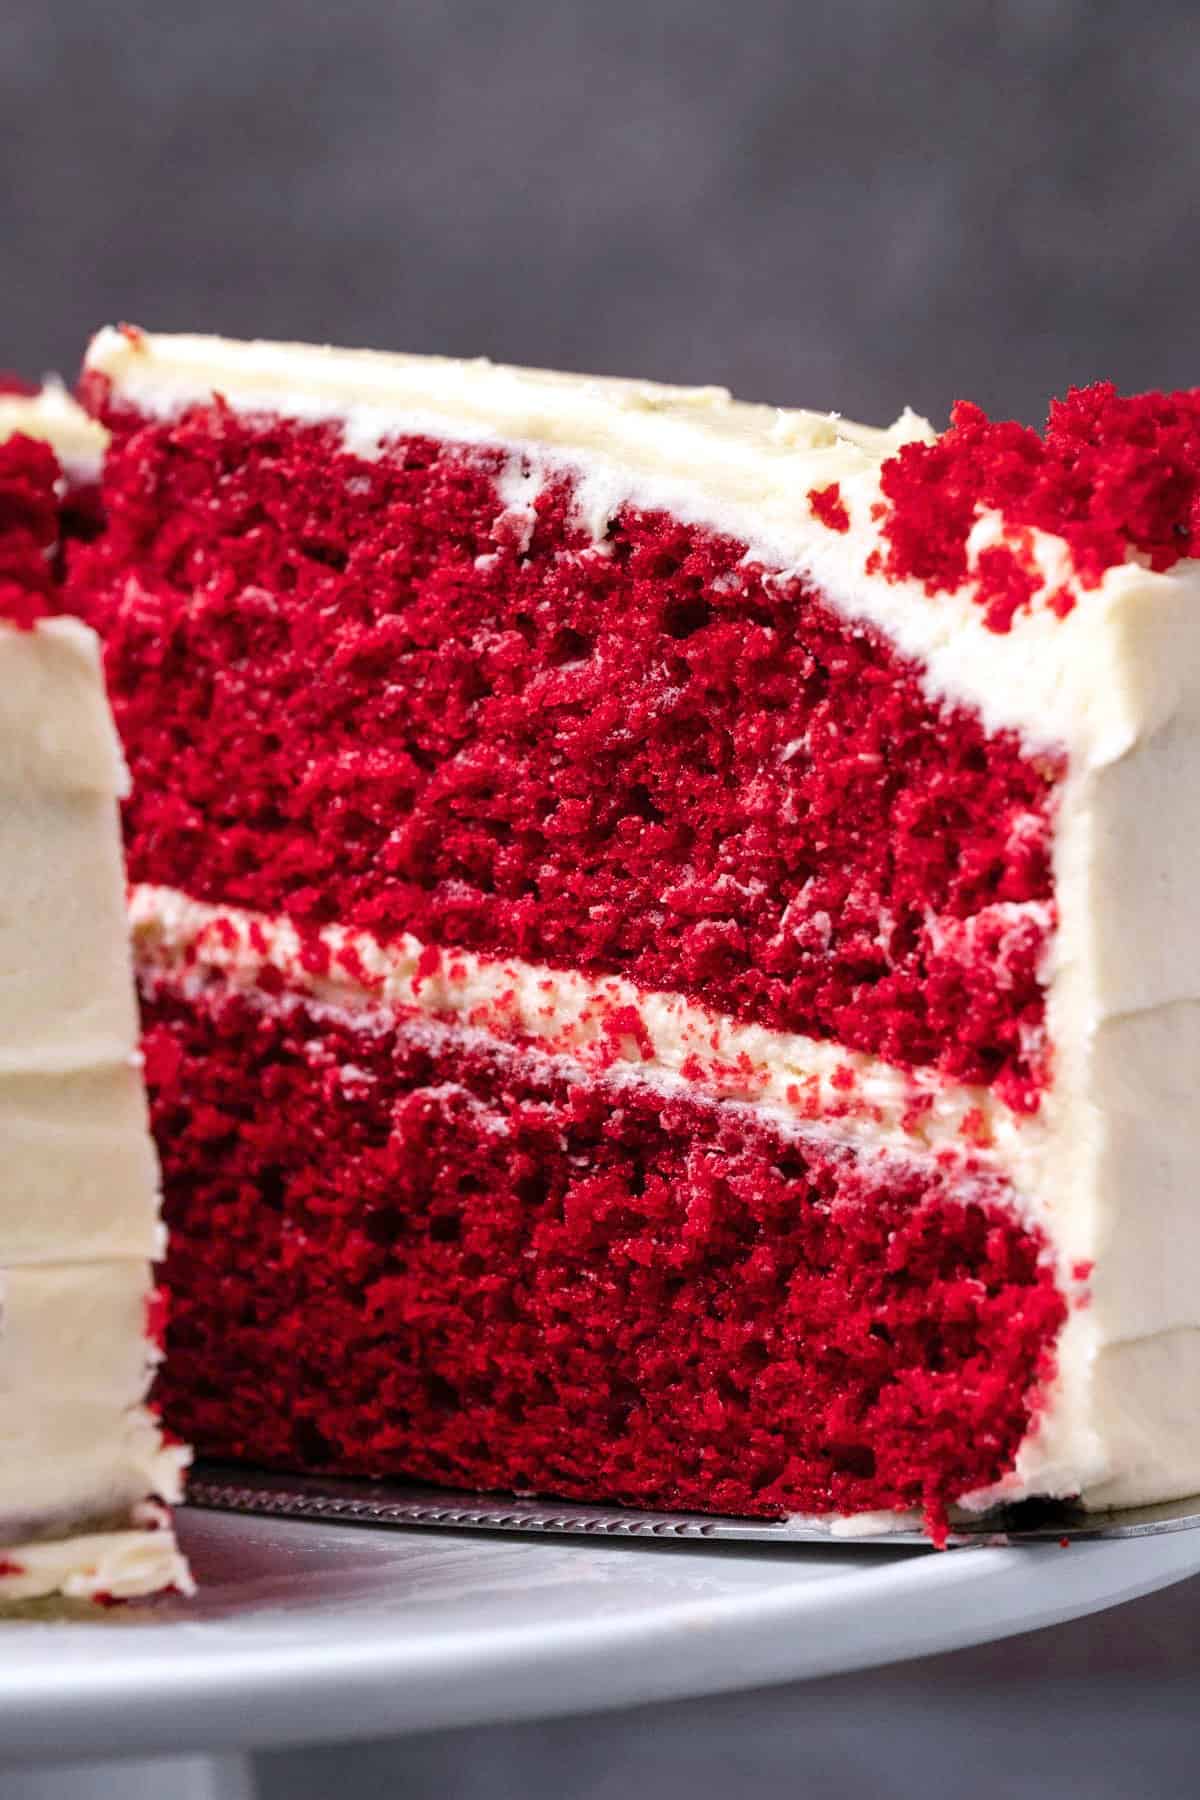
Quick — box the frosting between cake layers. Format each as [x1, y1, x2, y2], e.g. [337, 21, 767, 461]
[129, 883, 1046, 1193]
[0, 607, 186, 1595]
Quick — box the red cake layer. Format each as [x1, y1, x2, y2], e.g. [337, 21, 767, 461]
[0, 433, 60, 628]
[143, 974, 1065, 1537]
[72, 400, 1061, 1106]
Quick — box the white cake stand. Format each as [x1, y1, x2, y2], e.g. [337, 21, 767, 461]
[1, 1506, 1197, 1798]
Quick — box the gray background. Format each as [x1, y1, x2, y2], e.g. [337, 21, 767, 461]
[4, 0, 1200, 1792]
[6, 0, 1200, 426]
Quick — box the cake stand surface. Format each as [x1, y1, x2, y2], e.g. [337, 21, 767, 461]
[0, 1505, 1197, 1797]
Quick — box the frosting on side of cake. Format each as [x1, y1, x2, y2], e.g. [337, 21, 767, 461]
[83, 330, 1200, 1523]
[0, 1261, 183, 1533]
[994, 702, 1200, 1511]
[85, 326, 1198, 759]
[130, 883, 1045, 1183]
[143, 963, 1065, 1532]
[0, 611, 189, 1598]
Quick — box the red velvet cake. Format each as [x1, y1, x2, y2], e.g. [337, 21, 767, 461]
[70, 329, 1200, 1542]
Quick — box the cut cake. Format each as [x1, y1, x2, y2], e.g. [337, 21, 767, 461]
[61, 327, 1200, 1542]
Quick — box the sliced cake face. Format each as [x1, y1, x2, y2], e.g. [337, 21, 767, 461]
[75, 328, 1200, 1536]
[0, 393, 190, 1603]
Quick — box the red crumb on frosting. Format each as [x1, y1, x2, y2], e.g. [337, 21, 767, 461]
[870, 385, 1200, 630]
[808, 482, 850, 532]
[0, 1559, 25, 1578]
[0, 434, 60, 628]
[145, 975, 1066, 1542]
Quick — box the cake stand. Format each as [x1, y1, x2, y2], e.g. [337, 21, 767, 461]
[1, 1505, 1197, 1798]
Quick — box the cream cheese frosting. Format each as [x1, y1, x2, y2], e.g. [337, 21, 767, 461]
[0, 378, 107, 484]
[85, 326, 1193, 757]
[85, 329, 1200, 1522]
[0, 1520, 187, 1605]
[0, 378, 190, 1600]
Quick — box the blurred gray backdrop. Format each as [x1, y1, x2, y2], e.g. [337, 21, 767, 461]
[5, 0, 1200, 426]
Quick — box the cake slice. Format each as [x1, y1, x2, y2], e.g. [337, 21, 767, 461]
[0, 387, 190, 1601]
[72, 328, 1200, 1540]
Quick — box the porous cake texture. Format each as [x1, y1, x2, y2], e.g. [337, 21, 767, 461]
[71, 328, 1200, 1541]
[0, 389, 189, 1601]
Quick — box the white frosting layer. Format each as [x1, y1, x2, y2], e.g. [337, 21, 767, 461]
[0, 627, 158, 1253]
[0, 1067, 161, 1263]
[990, 691, 1200, 1513]
[0, 618, 127, 796]
[88, 330, 1200, 1518]
[0, 781, 139, 1078]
